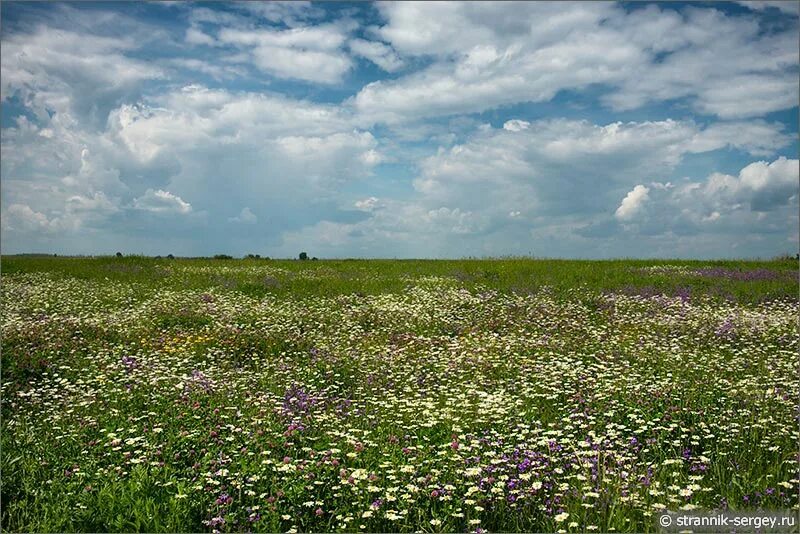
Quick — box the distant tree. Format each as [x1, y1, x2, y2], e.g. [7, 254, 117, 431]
[213, 254, 233, 260]
[311, 257, 319, 261]
[299, 252, 308, 261]
[255, 254, 261, 259]
[116, 252, 123, 258]
[167, 254, 175, 259]
[155, 255, 162, 259]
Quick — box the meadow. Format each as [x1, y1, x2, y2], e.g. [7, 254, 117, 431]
[1, 256, 798, 532]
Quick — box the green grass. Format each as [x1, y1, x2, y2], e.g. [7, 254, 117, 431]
[2, 255, 797, 302]
[1, 256, 797, 532]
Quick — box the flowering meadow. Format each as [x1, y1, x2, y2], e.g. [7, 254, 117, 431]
[2, 257, 798, 533]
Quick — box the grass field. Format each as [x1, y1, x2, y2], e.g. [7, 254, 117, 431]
[2, 256, 798, 532]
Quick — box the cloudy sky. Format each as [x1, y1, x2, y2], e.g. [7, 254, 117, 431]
[1, 1, 798, 258]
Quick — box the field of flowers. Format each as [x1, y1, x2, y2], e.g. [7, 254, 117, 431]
[2, 257, 798, 532]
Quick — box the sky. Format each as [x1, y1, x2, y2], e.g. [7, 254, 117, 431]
[1, 1, 798, 259]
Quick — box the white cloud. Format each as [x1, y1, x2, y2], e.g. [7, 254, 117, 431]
[65, 191, 119, 215]
[702, 157, 799, 212]
[229, 207, 257, 224]
[503, 120, 530, 132]
[133, 189, 192, 214]
[3, 204, 53, 232]
[251, 45, 351, 85]
[275, 156, 798, 259]
[735, 1, 800, 15]
[602, 7, 799, 118]
[166, 58, 246, 81]
[413, 118, 791, 217]
[216, 24, 353, 84]
[115, 85, 360, 149]
[423, 207, 488, 235]
[2, 81, 383, 252]
[688, 74, 798, 119]
[185, 26, 217, 46]
[272, 131, 381, 186]
[355, 2, 799, 122]
[374, 2, 560, 57]
[233, 1, 325, 27]
[2, 2, 797, 258]
[1, 11, 164, 124]
[274, 120, 797, 258]
[687, 120, 794, 157]
[187, 6, 249, 27]
[607, 157, 799, 239]
[274, 200, 493, 258]
[349, 38, 404, 72]
[354, 197, 383, 211]
[615, 185, 650, 221]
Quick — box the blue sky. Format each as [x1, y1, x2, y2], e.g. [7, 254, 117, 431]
[1, 1, 798, 258]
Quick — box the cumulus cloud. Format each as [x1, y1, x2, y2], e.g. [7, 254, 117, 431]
[1, 7, 164, 125]
[0, 197, 109, 236]
[615, 185, 650, 221]
[274, 200, 492, 258]
[411, 118, 791, 221]
[229, 207, 258, 224]
[65, 191, 119, 216]
[503, 120, 530, 132]
[2, 79, 384, 252]
[216, 23, 354, 84]
[2, 204, 54, 233]
[702, 157, 799, 212]
[2, 2, 797, 258]
[113, 85, 360, 150]
[234, 1, 326, 27]
[165, 58, 247, 81]
[275, 156, 798, 259]
[132, 189, 192, 214]
[735, 1, 800, 14]
[687, 120, 795, 157]
[271, 121, 797, 259]
[354, 197, 383, 211]
[423, 207, 488, 235]
[349, 38, 404, 72]
[607, 157, 799, 239]
[355, 2, 799, 122]
[185, 26, 217, 46]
